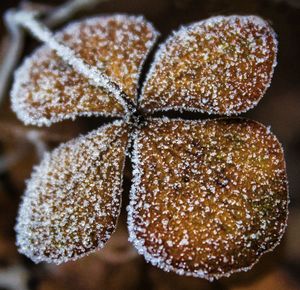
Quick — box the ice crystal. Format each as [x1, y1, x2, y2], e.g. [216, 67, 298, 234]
[141, 16, 277, 115]
[9, 11, 288, 281]
[128, 118, 288, 280]
[11, 13, 158, 126]
[16, 120, 129, 264]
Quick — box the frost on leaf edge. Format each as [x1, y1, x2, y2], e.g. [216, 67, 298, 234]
[127, 117, 288, 281]
[15, 119, 130, 264]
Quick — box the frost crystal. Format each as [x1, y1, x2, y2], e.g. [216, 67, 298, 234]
[141, 16, 278, 115]
[128, 118, 288, 280]
[11, 13, 158, 126]
[16, 121, 129, 264]
[9, 12, 288, 281]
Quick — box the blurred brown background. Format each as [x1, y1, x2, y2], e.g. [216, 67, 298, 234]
[0, 0, 300, 289]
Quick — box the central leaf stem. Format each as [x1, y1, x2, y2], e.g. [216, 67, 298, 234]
[8, 8, 133, 116]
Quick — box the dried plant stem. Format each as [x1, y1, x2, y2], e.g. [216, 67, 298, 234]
[0, 121, 74, 172]
[44, 0, 109, 27]
[0, 265, 29, 290]
[0, 13, 24, 104]
[9, 9, 131, 115]
[0, 123, 46, 172]
[0, 121, 72, 143]
[0, 146, 26, 174]
[25, 131, 48, 159]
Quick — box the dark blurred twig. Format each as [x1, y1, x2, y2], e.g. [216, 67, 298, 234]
[0, 121, 75, 173]
[0, 13, 24, 105]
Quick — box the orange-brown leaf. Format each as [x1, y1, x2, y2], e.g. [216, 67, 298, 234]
[128, 118, 288, 280]
[16, 121, 129, 264]
[140, 16, 277, 115]
[11, 15, 158, 126]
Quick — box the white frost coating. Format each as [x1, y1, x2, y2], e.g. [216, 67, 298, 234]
[10, 10, 130, 114]
[15, 120, 129, 264]
[10, 47, 122, 126]
[127, 117, 288, 281]
[10, 10, 288, 280]
[10, 44, 122, 126]
[1, 0, 109, 105]
[60, 14, 159, 104]
[10, 12, 158, 126]
[140, 15, 278, 116]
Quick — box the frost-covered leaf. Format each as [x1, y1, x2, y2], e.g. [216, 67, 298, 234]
[11, 15, 158, 126]
[128, 118, 288, 280]
[140, 16, 277, 115]
[60, 15, 158, 100]
[16, 120, 129, 264]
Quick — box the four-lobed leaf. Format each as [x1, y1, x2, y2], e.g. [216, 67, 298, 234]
[11, 13, 288, 280]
